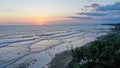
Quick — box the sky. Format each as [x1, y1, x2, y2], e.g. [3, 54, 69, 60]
[0, 0, 120, 25]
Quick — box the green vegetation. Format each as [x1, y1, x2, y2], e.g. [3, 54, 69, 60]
[67, 24, 120, 68]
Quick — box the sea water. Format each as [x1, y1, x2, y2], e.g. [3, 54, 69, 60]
[0, 24, 112, 68]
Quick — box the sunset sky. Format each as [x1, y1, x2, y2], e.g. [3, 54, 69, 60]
[0, 0, 120, 25]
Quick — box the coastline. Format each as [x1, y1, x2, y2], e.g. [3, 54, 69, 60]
[48, 50, 72, 68]
[46, 23, 119, 68]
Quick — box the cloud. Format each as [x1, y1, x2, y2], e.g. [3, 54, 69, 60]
[83, 3, 100, 11]
[67, 2, 120, 24]
[84, 3, 100, 8]
[68, 16, 93, 19]
[97, 2, 120, 11]
[5, 9, 14, 12]
[77, 12, 107, 16]
[101, 17, 120, 22]
[83, 2, 120, 11]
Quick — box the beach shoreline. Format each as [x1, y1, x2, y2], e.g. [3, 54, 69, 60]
[46, 23, 119, 68]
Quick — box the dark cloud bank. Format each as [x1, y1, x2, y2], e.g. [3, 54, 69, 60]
[68, 2, 120, 24]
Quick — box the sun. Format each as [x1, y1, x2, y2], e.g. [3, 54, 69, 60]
[36, 21, 45, 25]
[38, 22, 43, 25]
[33, 17, 55, 25]
[34, 18, 47, 25]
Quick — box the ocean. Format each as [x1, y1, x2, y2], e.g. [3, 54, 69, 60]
[0, 24, 112, 68]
